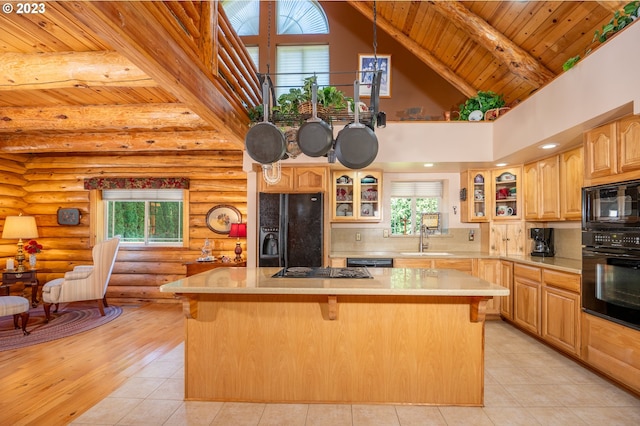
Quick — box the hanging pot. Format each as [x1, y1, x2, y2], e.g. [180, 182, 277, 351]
[245, 81, 286, 164]
[335, 81, 378, 169]
[297, 83, 333, 157]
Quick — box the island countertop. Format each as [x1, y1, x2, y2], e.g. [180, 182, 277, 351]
[159, 266, 509, 297]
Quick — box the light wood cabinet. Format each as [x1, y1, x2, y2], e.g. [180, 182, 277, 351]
[331, 170, 382, 222]
[524, 156, 561, 220]
[523, 162, 540, 219]
[617, 114, 640, 174]
[393, 258, 473, 273]
[560, 146, 584, 220]
[500, 260, 513, 320]
[582, 312, 640, 394]
[585, 121, 616, 180]
[260, 166, 327, 193]
[460, 170, 489, 222]
[488, 222, 525, 256]
[476, 259, 501, 316]
[513, 263, 542, 335]
[491, 167, 522, 220]
[541, 269, 581, 355]
[584, 114, 640, 185]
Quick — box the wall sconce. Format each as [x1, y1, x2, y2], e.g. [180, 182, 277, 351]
[2, 215, 39, 272]
[228, 223, 247, 262]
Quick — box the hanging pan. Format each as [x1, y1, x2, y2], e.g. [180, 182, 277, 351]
[245, 80, 286, 164]
[297, 82, 333, 157]
[334, 80, 378, 169]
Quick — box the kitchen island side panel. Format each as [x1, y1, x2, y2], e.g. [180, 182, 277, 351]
[184, 294, 485, 405]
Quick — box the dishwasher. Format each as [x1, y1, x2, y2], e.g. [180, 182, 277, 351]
[346, 258, 394, 268]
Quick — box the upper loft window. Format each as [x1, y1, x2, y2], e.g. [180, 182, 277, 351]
[223, 0, 260, 36]
[277, 0, 329, 34]
[223, 0, 329, 36]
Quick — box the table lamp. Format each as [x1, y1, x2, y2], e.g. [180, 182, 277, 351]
[2, 215, 39, 272]
[228, 223, 247, 262]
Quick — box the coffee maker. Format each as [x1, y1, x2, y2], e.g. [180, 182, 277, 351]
[530, 228, 554, 257]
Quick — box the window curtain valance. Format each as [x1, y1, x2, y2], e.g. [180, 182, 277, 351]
[83, 177, 190, 190]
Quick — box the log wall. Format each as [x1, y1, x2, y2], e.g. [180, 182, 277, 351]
[0, 151, 246, 303]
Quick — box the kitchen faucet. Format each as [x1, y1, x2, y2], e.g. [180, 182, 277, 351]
[419, 214, 429, 252]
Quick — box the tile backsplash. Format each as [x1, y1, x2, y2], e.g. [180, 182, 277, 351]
[331, 223, 582, 260]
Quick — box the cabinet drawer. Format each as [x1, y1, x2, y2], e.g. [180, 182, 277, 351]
[514, 263, 541, 282]
[543, 269, 580, 293]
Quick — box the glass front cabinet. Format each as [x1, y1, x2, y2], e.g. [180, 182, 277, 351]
[332, 170, 382, 222]
[491, 167, 522, 220]
[460, 170, 489, 222]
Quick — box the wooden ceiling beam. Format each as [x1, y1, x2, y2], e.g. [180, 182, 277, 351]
[0, 104, 210, 132]
[56, 1, 247, 148]
[429, 1, 556, 88]
[0, 51, 155, 91]
[347, 0, 477, 98]
[0, 130, 237, 153]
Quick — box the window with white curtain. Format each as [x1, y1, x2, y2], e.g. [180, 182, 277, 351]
[390, 181, 444, 236]
[277, 0, 329, 35]
[222, 0, 260, 36]
[103, 189, 185, 246]
[276, 45, 329, 97]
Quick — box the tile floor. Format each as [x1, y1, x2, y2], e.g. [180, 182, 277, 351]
[72, 321, 640, 425]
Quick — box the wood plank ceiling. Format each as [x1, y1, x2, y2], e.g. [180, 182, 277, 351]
[0, 1, 631, 155]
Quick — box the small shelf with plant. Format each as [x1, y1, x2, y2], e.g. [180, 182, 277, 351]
[458, 91, 507, 121]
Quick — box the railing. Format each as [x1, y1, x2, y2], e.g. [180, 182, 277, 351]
[158, 1, 261, 118]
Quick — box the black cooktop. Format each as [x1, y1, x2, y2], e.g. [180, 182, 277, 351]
[272, 266, 372, 279]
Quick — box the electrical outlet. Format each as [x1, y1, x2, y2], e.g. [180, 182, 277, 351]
[383, 229, 389, 238]
[469, 230, 475, 241]
[356, 232, 361, 241]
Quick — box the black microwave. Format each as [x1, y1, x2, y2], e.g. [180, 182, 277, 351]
[583, 179, 640, 230]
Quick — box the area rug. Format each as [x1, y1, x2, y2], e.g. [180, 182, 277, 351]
[0, 303, 122, 351]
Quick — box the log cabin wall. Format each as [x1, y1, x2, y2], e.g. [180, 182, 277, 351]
[1, 151, 246, 304]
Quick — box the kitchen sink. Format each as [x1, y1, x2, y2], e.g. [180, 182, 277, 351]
[400, 252, 453, 256]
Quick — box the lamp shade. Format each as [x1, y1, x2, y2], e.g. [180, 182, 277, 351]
[2, 216, 39, 239]
[228, 223, 247, 238]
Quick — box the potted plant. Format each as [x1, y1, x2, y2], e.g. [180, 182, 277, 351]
[458, 91, 506, 121]
[563, 1, 639, 71]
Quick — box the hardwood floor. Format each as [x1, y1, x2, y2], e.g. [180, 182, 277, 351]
[0, 302, 184, 426]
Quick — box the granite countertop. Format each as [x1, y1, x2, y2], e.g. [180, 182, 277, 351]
[329, 251, 582, 274]
[159, 267, 509, 297]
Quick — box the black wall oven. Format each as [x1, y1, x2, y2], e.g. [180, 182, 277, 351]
[582, 232, 640, 330]
[582, 180, 640, 330]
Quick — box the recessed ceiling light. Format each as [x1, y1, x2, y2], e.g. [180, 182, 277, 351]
[423, 163, 434, 167]
[495, 162, 507, 167]
[541, 143, 558, 150]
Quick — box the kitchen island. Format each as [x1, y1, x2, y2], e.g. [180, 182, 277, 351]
[160, 267, 509, 406]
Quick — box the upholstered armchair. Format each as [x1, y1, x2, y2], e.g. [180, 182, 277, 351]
[42, 237, 120, 322]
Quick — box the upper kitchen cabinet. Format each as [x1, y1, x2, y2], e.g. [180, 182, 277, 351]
[260, 167, 327, 193]
[524, 156, 560, 221]
[332, 170, 382, 222]
[560, 147, 584, 220]
[524, 147, 583, 221]
[460, 170, 489, 223]
[584, 114, 640, 186]
[491, 167, 522, 220]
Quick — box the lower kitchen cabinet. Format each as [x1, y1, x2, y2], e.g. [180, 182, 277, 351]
[475, 259, 502, 316]
[393, 258, 474, 273]
[582, 312, 640, 394]
[541, 269, 581, 355]
[513, 264, 542, 335]
[542, 285, 580, 356]
[500, 260, 514, 320]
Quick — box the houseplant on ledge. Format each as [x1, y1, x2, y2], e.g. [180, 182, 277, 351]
[458, 91, 506, 121]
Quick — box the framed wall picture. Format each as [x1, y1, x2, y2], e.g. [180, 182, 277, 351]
[358, 54, 391, 98]
[57, 208, 81, 225]
[206, 205, 242, 234]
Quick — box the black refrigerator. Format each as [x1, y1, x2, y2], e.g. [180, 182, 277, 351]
[258, 192, 323, 267]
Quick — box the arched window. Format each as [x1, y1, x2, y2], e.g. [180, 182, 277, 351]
[277, 0, 329, 34]
[222, 0, 260, 36]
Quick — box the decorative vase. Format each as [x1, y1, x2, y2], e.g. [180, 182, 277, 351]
[29, 254, 37, 269]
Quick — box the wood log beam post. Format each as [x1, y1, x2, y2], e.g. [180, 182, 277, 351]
[0, 52, 155, 91]
[57, 1, 250, 149]
[347, 0, 477, 99]
[0, 130, 237, 153]
[429, 1, 556, 89]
